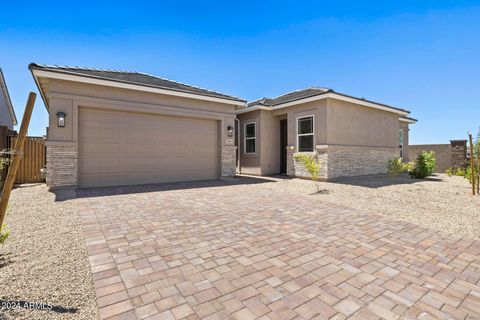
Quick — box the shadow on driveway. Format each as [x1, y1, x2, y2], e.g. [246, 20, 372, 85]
[327, 173, 444, 188]
[52, 175, 278, 201]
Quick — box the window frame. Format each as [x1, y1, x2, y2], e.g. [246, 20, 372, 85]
[296, 115, 315, 153]
[244, 121, 257, 155]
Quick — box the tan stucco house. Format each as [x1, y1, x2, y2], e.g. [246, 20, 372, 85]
[30, 63, 245, 188]
[236, 88, 417, 179]
[31, 63, 416, 188]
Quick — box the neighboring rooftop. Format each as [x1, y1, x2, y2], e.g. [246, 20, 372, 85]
[247, 87, 411, 114]
[0, 68, 17, 126]
[29, 63, 245, 102]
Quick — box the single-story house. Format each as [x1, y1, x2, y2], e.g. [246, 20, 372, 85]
[236, 88, 417, 179]
[30, 63, 417, 188]
[0, 68, 17, 130]
[29, 63, 246, 188]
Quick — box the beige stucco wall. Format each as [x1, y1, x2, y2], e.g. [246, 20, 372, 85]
[326, 99, 399, 148]
[272, 99, 328, 148]
[237, 110, 261, 175]
[259, 110, 281, 175]
[41, 78, 239, 187]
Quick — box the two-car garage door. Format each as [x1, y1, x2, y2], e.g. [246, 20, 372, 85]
[78, 108, 219, 188]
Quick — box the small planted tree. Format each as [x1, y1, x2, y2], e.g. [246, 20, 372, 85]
[409, 151, 436, 179]
[294, 154, 322, 193]
[0, 154, 10, 244]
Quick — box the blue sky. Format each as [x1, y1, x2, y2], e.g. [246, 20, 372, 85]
[1, 1, 479, 143]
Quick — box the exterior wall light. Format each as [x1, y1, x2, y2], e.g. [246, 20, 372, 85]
[227, 125, 233, 137]
[56, 112, 66, 128]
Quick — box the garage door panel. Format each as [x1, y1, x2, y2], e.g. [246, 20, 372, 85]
[79, 108, 219, 187]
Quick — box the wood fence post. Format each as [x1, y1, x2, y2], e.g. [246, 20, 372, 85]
[0, 92, 36, 228]
[469, 133, 475, 195]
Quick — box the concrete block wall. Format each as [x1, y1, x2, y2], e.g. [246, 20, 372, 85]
[408, 141, 467, 172]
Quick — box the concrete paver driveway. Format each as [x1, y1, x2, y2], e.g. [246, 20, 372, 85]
[77, 178, 480, 320]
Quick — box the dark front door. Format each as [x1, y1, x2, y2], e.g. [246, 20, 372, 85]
[280, 119, 288, 174]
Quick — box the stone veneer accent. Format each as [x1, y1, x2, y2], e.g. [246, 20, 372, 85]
[46, 142, 78, 188]
[221, 145, 236, 178]
[326, 145, 398, 178]
[450, 140, 467, 170]
[288, 145, 398, 180]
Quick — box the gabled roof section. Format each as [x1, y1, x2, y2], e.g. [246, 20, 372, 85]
[0, 68, 17, 126]
[29, 63, 246, 109]
[248, 87, 331, 107]
[240, 87, 411, 116]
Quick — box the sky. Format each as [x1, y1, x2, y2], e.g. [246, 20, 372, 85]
[1, 1, 479, 144]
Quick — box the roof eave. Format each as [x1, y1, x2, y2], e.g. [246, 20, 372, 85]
[29, 66, 246, 107]
[235, 105, 272, 114]
[270, 92, 410, 116]
[400, 116, 418, 124]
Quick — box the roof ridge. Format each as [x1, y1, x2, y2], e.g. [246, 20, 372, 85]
[269, 86, 330, 100]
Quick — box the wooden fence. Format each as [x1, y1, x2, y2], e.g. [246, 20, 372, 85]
[7, 136, 46, 184]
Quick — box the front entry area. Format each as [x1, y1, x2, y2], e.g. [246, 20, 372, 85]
[280, 119, 288, 174]
[78, 107, 219, 188]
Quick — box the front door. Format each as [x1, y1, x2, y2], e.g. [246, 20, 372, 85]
[280, 119, 287, 174]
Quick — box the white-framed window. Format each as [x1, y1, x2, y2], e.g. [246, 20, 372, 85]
[399, 129, 404, 157]
[244, 122, 256, 154]
[297, 115, 314, 152]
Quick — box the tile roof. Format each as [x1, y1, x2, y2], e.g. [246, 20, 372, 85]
[29, 63, 245, 102]
[248, 87, 331, 107]
[247, 87, 410, 114]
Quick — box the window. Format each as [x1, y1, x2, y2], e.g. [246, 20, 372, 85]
[399, 129, 404, 157]
[244, 122, 256, 154]
[297, 116, 314, 152]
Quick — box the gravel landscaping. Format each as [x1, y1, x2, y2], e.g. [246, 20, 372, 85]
[0, 173, 478, 319]
[270, 173, 480, 240]
[0, 184, 98, 320]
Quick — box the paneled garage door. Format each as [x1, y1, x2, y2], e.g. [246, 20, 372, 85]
[78, 108, 219, 187]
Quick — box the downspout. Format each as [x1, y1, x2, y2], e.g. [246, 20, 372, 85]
[235, 118, 241, 174]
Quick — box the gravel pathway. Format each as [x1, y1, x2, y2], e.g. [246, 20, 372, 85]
[269, 173, 480, 240]
[0, 184, 98, 320]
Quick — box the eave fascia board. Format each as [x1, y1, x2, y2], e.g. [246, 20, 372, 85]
[400, 117, 417, 124]
[31, 69, 246, 107]
[271, 92, 410, 116]
[235, 105, 271, 114]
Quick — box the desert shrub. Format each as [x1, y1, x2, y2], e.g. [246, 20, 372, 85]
[0, 224, 8, 245]
[409, 151, 436, 179]
[446, 168, 453, 177]
[456, 167, 466, 177]
[294, 154, 322, 192]
[388, 157, 414, 177]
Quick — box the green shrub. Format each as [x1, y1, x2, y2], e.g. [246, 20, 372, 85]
[456, 168, 466, 177]
[387, 157, 414, 177]
[409, 151, 436, 179]
[446, 168, 453, 177]
[0, 224, 9, 245]
[294, 154, 322, 192]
